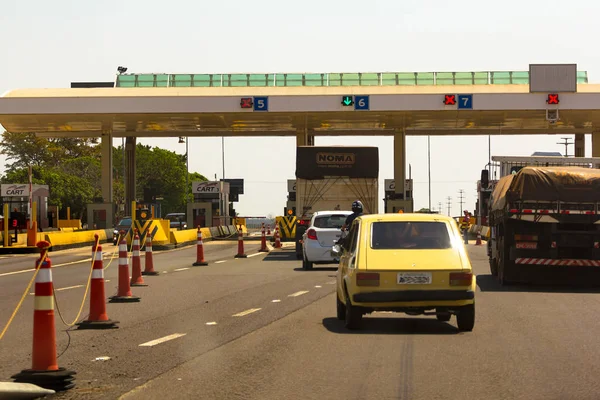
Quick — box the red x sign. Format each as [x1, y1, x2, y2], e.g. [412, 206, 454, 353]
[547, 94, 559, 105]
[443, 95, 456, 105]
[240, 97, 253, 109]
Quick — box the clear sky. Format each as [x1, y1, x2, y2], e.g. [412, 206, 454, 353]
[0, 0, 597, 217]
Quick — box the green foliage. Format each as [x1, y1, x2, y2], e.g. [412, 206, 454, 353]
[1, 133, 207, 222]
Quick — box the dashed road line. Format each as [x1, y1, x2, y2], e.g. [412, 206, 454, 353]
[215, 260, 227, 264]
[174, 267, 189, 272]
[56, 285, 84, 292]
[271, 299, 281, 303]
[205, 322, 217, 326]
[326, 281, 336, 285]
[247, 253, 263, 258]
[315, 285, 322, 288]
[139, 333, 187, 347]
[288, 290, 309, 297]
[0, 269, 35, 277]
[232, 308, 262, 317]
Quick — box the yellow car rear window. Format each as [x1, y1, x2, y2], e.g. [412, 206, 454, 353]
[371, 221, 451, 249]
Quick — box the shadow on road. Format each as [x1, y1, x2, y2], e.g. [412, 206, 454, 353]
[477, 274, 600, 294]
[262, 251, 298, 262]
[293, 267, 338, 272]
[322, 316, 459, 335]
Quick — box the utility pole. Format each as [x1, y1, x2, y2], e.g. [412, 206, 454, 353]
[458, 189, 465, 214]
[438, 202, 442, 214]
[446, 196, 452, 216]
[557, 137, 574, 157]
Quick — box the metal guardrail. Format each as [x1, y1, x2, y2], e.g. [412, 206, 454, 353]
[116, 71, 589, 88]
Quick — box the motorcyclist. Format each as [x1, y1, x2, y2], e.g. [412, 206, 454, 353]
[341, 200, 364, 232]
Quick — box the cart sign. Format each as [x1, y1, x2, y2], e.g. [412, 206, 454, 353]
[384, 179, 413, 192]
[1, 184, 28, 196]
[193, 181, 221, 194]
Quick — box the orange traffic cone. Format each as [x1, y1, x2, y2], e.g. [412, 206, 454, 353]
[259, 223, 268, 252]
[475, 231, 482, 246]
[267, 225, 271, 235]
[77, 235, 118, 329]
[142, 234, 159, 275]
[235, 227, 247, 258]
[274, 226, 282, 249]
[130, 231, 147, 287]
[193, 227, 208, 266]
[12, 241, 76, 391]
[109, 234, 140, 303]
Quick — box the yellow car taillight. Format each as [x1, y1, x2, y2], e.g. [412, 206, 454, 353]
[449, 272, 473, 286]
[356, 272, 380, 287]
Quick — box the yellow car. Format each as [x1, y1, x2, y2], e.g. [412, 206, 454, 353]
[332, 213, 476, 331]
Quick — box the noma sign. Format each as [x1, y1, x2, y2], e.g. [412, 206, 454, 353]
[316, 153, 355, 165]
[1, 184, 28, 197]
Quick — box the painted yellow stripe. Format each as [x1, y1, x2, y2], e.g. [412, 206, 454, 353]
[34, 296, 54, 311]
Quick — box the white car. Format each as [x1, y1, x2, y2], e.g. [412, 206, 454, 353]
[301, 211, 352, 270]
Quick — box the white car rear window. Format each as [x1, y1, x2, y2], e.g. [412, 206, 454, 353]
[313, 214, 348, 229]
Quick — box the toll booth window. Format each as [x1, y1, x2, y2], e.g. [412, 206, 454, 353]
[313, 214, 347, 229]
[371, 222, 451, 249]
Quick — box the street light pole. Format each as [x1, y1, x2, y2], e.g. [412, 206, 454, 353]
[186, 137, 189, 202]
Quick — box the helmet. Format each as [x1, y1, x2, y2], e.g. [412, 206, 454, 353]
[352, 200, 364, 213]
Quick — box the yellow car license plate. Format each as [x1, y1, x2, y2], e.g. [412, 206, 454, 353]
[397, 272, 432, 285]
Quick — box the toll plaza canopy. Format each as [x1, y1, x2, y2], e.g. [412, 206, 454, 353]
[1, 67, 600, 138]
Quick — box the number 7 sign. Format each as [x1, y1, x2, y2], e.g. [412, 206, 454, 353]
[457, 94, 473, 110]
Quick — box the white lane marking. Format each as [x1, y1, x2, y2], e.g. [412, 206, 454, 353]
[247, 253, 262, 258]
[271, 299, 281, 303]
[174, 267, 189, 272]
[105, 279, 111, 282]
[0, 268, 35, 277]
[315, 285, 322, 288]
[205, 322, 217, 326]
[139, 333, 187, 347]
[288, 291, 309, 297]
[326, 281, 336, 285]
[56, 285, 84, 292]
[162, 271, 168, 273]
[232, 308, 261, 317]
[215, 260, 227, 264]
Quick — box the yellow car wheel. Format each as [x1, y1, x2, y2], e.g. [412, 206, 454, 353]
[336, 292, 346, 320]
[457, 304, 475, 332]
[344, 289, 362, 330]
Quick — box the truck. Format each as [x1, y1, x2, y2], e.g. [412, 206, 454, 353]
[292, 146, 379, 259]
[488, 165, 600, 285]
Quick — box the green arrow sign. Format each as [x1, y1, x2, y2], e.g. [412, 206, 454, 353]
[341, 96, 354, 106]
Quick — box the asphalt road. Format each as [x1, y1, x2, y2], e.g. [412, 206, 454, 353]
[2, 241, 600, 400]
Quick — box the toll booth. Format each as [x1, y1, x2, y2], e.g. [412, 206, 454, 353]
[286, 179, 297, 216]
[383, 179, 414, 213]
[190, 181, 230, 228]
[1, 184, 50, 230]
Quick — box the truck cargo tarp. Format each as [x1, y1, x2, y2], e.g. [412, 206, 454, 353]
[296, 146, 379, 179]
[490, 166, 600, 211]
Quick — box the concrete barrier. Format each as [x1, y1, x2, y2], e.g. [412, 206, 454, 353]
[45, 229, 112, 250]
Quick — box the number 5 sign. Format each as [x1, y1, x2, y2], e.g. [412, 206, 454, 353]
[253, 96, 269, 112]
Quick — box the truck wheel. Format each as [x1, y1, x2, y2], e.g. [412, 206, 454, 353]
[490, 258, 498, 276]
[457, 304, 475, 332]
[344, 290, 362, 330]
[336, 292, 346, 320]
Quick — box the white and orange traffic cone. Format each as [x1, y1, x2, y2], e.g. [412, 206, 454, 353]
[109, 234, 140, 303]
[267, 225, 271, 235]
[77, 235, 118, 329]
[12, 241, 76, 392]
[259, 223, 268, 252]
[235, 226, 247, 258]
[274, 226, 282, 249]
[130, 231, 147, 287]
[193, 227, 208, 266]
[475, 231, 482, 246]
[142, 234, 159, 275]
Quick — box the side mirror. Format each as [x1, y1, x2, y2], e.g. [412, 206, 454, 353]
[331, 244, 342, 258]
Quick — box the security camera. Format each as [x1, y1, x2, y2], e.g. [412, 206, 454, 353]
[546, 109, 559, 123]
